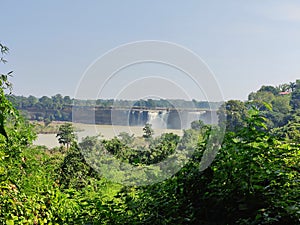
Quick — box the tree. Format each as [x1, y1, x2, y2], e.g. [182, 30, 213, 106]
[218, 100, 248, 132]
[190, 120, 205, 130]
[276, 83, 290, 92]
[117, 132, 135, 145]
[206, 109, 300, 224]
[39, 96, 53, 109]
[27, 95, 38, 107]
[291, 79, 300, 110]
[63, 95, 72, 105]
[58, 142, 99, 189]
[56, 123, 76, 150]
[0, 43, 38, 224]
[272, 112, 300, 143]
[257, 85, 278, 95]
[289, 81, 297, 92]
[143, 123, 154, 139]
[0, 43, 12, 140]
[248, 91, 275, 105]
[271, 95, 291, 114]
[52, 94, 63, 109]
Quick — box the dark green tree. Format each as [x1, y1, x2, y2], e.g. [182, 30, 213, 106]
[218, 100, 248, 132]
[291, 79, 300, 110]
[0, 43, 12, 140]
[58, 142, 99, 189]
[257, 85, 279, 95]
[289, 81, 297, 92]
[271, 95, 291, 114]
[56, 123, 76, 150]
[52, 94, 63, 110]
[27, 95, 38, 107]
[143, 123, 154, 139]
[39, 96, 53, 109]
[277, 83, 290, 92]
[63, 95, 72, 105]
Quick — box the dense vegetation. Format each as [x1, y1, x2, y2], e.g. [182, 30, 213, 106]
[1, 43, 299, 224]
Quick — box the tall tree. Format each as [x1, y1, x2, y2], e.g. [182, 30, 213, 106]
[52, 94, 63, 109]
[289, 81, 297, 92]
[56, 123, 76, 150]
[0, 43, 13, 140]
[277, 83, 290, 92]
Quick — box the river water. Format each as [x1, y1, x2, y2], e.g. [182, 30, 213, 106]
[33, 123, 183, 148]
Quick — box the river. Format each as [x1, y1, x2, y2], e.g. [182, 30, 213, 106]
[33, 123, 183, 148]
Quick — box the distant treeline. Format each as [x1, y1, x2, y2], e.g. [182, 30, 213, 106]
[7, 79, 300, 127]
[6, 94, 222, 122]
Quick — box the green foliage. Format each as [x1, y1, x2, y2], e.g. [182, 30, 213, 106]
[190, 119, 205, 130]
[218, 100, 248, 132]
[142, 123, 154, 139]
[272, 112, 300, 143]
[1, 53, 299, 225]
[9, 95, 221, 124]
[117, 132, 135, 145]
[257, 85, 279, 95]
[246, 80, 299, 131]
[203, 109, 300, 224]
[272, 94, 291, 114]
[0, 43, 12, 140]
[56, 123, 76, 150]
[58, 142, 100, 189]
[291, 79, 300, 110]
[103, 131, 180, 166]
[144, 132, 180, 165]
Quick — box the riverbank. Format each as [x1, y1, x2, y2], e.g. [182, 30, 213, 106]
[31, 121, 84, 134]
[33, 123, 183, 148]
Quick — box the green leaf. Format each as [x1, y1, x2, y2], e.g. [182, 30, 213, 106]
[0, 113, 8, 140]
[262, 102, 273, 111]
[6, 220, 14, 225]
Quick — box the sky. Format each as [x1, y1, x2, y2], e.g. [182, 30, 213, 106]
[1, 0, 300, 101]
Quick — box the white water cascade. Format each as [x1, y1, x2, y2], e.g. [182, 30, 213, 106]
[137, 111, 144, 125]
[147, 111, 168, 129]
[186, 111, 205, 128]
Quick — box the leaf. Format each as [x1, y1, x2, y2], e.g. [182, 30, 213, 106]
[0, 113, 8, 140]
[6, 220, 14, 225]
[262, 102, 273, 111]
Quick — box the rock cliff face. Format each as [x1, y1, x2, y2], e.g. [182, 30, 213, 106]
[24, 106, 218, 128]
[72, 107, 218, 129]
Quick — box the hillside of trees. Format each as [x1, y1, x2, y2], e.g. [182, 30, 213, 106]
[1, 43, 299, 224]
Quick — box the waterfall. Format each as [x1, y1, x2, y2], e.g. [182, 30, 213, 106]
[186, 111, 219, 126]
[147, 111, 168, 129]
[186, 111, 205, 128]
[137, 111, 143, 126]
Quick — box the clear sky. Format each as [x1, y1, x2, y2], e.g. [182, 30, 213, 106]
[1, 0, 300, 101]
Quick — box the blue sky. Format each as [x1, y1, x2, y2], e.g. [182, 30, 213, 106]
[1, 0, 300, 101]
